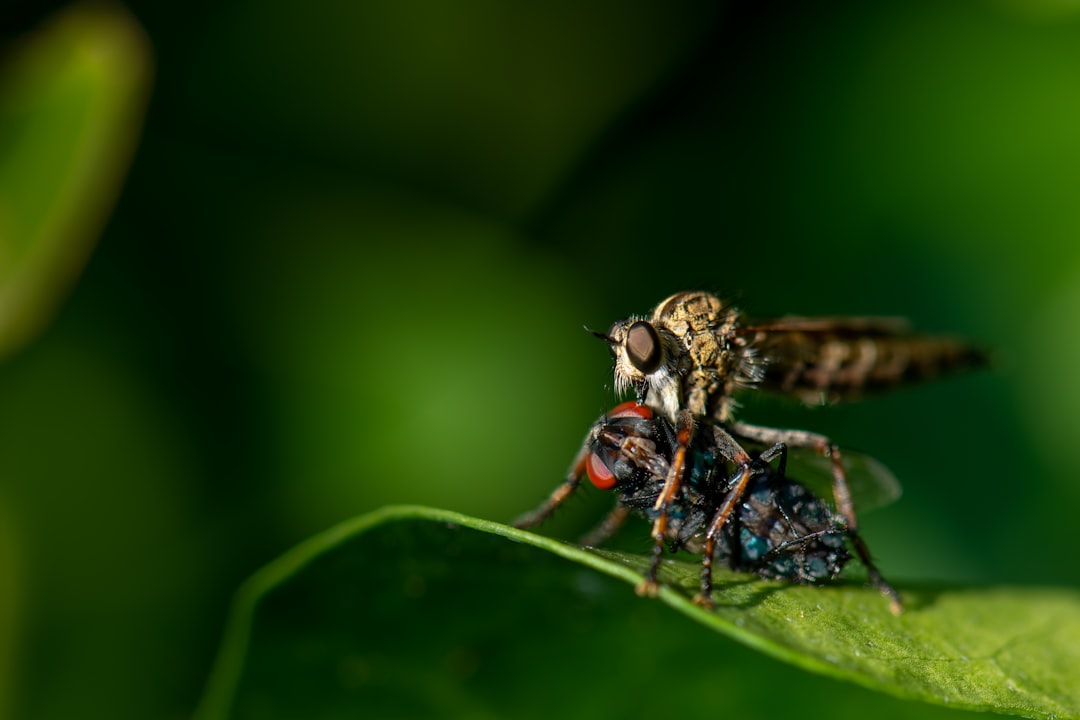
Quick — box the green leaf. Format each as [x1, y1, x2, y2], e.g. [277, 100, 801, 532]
[197, 505, 1080, 720]
[0, 3, 152, 361]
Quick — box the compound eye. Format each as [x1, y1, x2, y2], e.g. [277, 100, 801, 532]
[606, 400, 652, 420]
[585, 452, 617, 490]
[625, 321, 662, 374]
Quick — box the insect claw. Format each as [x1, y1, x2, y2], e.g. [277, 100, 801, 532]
[884, 587, 904, 616]
[635, 579, 660, 597]
[692, 593, 715, 609]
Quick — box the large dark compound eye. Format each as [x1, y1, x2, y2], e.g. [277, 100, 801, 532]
[625, 321, 662, 374]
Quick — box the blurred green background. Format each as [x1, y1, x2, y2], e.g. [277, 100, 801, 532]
[3, 0, 1080, 718]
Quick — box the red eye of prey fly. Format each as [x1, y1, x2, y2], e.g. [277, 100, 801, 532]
[585, 452, 618, 490]
[585, 401, 653, 489]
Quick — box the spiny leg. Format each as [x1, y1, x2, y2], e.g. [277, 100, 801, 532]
[814, 443, 904, 612]
[512, 442, 590, 529]
[757, 449, 829, 582]
[694, 461, 753, 608]
[635, 409, 695, 598]
[731, 421, 902, 614]
[764, 527, 847, 557]
[730, 422, 856, 526]
[579, 503, 631, 547]
[689, 425, 760, 607]
[757, 441, 788, 476]
[847, 527, 903, 615]
[755, 441, 805, 540]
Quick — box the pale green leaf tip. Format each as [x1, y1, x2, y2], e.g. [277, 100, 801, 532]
[0, 2, 153, 361]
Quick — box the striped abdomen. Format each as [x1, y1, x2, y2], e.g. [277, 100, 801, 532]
[748, 324, 988, 404]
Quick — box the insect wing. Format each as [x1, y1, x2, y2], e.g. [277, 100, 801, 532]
[777, 447, 902, 514]
[739, 316, 913, 337]
[740, 315, 986, 406]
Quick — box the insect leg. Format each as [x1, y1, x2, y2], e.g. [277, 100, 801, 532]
[695, 461, 753, 608]
[512, 441, 590, 529]
[692, 425, 758, 607]
[757, 441, 788, 477]
[579, 503, 632, 547]
[820, 457, 906, 611]
[846, 528, 904, 615]
[730, 422, 856, 529]
[757, 442, 808, 540]
[763, 528, 847, 557]
[731, 421, 903, 614]
[636, 409, 695, 598]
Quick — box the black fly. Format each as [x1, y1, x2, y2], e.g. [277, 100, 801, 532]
[579, 402, 896, 608]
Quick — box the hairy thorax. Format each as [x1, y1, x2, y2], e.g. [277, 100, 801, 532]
[649, 291, 748, 423]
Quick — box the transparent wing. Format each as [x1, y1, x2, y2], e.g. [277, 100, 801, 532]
[765, 446, 902, 514]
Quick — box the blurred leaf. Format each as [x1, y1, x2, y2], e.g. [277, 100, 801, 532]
[198, 506, 1080, 719]
[991, 0, 1080, 22]
[0, 2, 152, 361]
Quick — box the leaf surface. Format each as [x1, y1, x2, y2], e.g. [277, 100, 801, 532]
[198, 505, 1080, 720]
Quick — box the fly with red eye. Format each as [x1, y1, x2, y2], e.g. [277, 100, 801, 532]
[512, 401, 654, 531]
[579, 404, 899, 606]
[583, 401, 652, 490]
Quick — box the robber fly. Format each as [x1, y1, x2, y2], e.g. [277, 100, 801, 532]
[581, 401, 895, 607]
[516, 291, 987, 614]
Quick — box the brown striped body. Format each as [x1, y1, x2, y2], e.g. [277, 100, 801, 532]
[742, 318, 989, 405]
